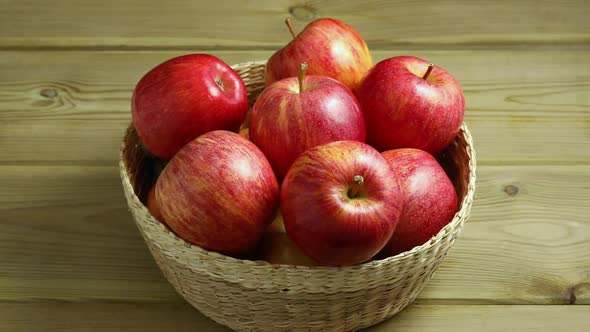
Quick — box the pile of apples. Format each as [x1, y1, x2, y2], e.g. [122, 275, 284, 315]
[133, 18, 465, 267]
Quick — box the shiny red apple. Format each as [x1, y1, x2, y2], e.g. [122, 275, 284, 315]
[281, 141, 403, 266]
[356, 56, 465, 153]
[380, 148, 458, 257]
[132, 54, 248, 159]
[265, 18, 372, 92]
[250, 63, 366, 179]
[156, 130, 279, 256]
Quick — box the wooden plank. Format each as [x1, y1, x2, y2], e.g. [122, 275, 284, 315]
[0, 303, 229, 332]
[0, 0, 588, 49]
[0, 165, 180, 302]
[1, 165, 588, 304]
[0, 50, 274, 166]
[1, 303, 588, 332]
[422, 165, 590, 304]
[1, 50, 589, 165]
[369, 305, 590, 332]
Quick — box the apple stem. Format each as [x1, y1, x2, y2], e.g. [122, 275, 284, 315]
[285, 18, 297, 39]
[422, 64, 434, 80]
[348, 175, 364, 199]
[298, 62, 308, 93]
[215, 78, 225, 92]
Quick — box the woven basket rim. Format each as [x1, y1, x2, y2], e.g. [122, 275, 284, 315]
[119, 61, 477, 274]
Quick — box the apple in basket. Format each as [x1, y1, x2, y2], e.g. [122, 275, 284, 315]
[156, 130, 279, 256]
[256, 211, 318, 266]
[146, 186, 164, 222]
[250, 63, 366, 179]
[265, 18, 373, 92]
[379, 148, 458, 257]
[132, 54, 248, 159]
[281, 140, 403, 266]
[356, 56, 465, 153]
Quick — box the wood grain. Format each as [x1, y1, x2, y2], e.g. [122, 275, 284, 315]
[1, 165, 588, 304]
[0, 165, 179, 302]
[423, 166, 590, 304]
[0, 0, 588, 49]
[369, 305, 590, 332]
[1, 50, 588, 165]
[1, 303, 588, 332]
[1, 0, 588, 329]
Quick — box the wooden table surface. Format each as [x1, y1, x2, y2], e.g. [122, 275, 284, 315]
[1, 1, 589, 331]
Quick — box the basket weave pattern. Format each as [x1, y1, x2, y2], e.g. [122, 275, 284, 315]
[119, 61, 477, 332]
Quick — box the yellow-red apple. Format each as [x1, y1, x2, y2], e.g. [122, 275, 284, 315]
[265, 18, 372, 92]
[257, 212, 318, 266]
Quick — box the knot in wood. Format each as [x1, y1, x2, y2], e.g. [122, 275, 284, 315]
[504, 184, 519, 197]
[40, 88, 58, 98]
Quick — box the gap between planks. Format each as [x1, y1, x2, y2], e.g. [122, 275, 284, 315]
[0, 42, 589, 52]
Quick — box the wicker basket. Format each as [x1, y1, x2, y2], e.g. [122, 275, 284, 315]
[119, 61, 477, 332]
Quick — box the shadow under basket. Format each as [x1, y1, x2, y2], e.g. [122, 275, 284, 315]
[119, 61, 477, 332]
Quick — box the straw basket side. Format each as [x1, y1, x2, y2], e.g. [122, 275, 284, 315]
[119, 61, 477, 332]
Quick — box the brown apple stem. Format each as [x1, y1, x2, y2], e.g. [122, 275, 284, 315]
[285, 18, 297, 39]
[215, 78, 225, 92]
[298, 62, 308, 93]
[348, 175, 364, 199]
[422, 64, 434, 80]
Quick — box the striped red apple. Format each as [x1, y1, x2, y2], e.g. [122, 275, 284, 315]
[156, 130, 279, 256]
[265, 18, 372, 92]
[281, 140, 403, 266]
[250, 63, 366, 179]
[380, 148, 458, 256]
[356, 56, 465, 153]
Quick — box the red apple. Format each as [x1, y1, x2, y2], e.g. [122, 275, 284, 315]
[281, 141, 403, 266]
[132, 54, 248, 159]
[146, 185, 164, 222]
[256, 211, 318, 266]
[380, 148, 458, 257]
[250, 63, 366, 179]
[265, 18, 372, 92]
[356, 56, 465, 153]
[156, 130, 279, 256]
